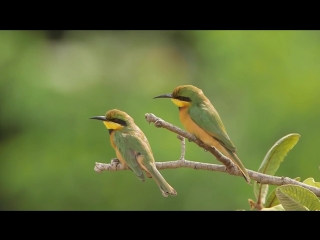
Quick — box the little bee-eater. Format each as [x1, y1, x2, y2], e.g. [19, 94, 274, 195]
[154, 85, 251, 184]
[90, 109, 177, 197]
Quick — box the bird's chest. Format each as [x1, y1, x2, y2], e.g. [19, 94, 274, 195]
[109, 131, 127, 167]
[178, 107, 199, 134]
[109, 131, 117, 149]
[178, 107, 217, 147]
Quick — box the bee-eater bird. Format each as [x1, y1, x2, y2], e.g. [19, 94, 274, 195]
[154, 85, 251, 184]
[89, 109, 177, 197]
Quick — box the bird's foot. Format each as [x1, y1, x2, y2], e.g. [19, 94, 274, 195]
[111, 158, 121, 169]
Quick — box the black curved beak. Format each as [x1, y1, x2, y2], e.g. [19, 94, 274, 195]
[153, 93, 173, 99]
[89, 116, 107, 121]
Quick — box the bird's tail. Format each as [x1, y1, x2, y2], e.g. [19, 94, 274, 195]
[147, 164, 177, 197]
[227, 150, 251, 184]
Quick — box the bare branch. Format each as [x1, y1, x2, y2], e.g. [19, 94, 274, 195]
[145, 113, 238, 174]
[93, 112, 320, 198]
[94, 159, 320, 197]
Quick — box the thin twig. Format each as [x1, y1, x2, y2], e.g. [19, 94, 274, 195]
[177, 135, 185, 160]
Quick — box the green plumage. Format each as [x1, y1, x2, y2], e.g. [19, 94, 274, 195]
[90, 109, 177, 197]
[187, 94, 237, 153]
[155, 85, 251, 184]
[112, 125, 152, 181]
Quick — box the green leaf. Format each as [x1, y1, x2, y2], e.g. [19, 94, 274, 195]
[295, 177, 301, 182]
[264, 177, 300, 208]
[259, 133, 300, 176]
[261, 204, 285, 211]
[264, 188, 280, 208]
[253, 133, 300, 204]
[276, 184, 320, 211]
[303, 177, 320, 188]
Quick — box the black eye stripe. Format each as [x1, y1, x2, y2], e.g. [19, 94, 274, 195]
[176, 96, 191, 102]
[109, 118, 127, 126]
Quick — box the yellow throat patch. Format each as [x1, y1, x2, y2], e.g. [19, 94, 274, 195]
[171, 98, 190, 107]
[103, 121, 124, 130]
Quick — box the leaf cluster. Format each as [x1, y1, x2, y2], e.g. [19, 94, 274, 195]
[249, 134, 320, 211]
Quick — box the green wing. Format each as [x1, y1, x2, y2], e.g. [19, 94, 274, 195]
[113, 130, 153, 181]
[189, 102, 236, 152]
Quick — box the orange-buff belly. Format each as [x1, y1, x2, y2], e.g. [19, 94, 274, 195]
[179, 107, 233, 159]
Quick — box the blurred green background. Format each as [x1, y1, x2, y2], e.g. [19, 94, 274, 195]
[1, 30, 319, 210]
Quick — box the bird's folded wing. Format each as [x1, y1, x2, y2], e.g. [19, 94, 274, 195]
[114, 133, 145, 181]
[189, 103, 237, 152]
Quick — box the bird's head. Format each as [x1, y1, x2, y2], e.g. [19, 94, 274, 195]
[89, 109, 133, 131]
[153, 85, 204, 107]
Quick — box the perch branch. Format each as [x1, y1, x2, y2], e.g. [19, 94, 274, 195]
[94, 160, 320, 197]
[93, 113, 320, 197]
[145, 113, 237, 173]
